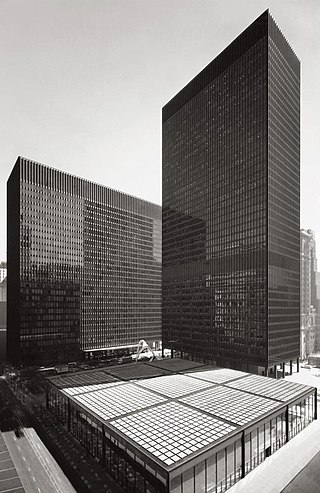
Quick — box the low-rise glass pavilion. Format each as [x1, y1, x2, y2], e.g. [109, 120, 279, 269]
[47, 359, 317, 493]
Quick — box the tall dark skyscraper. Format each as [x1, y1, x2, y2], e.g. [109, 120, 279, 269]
[7, 157, 161, 365]
[162, 10, 300, 375]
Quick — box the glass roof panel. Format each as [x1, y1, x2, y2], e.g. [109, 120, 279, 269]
[135, 374, 214, 398]
[110, 401, 236, 466]
[73, 382, 167, 421]
[147, 359, 207, 372]
[180, 385, 281, 425]
[64, 381, 123, 396]
[226, 374, 313, 402]
[187, 368, 249, 384]
[49, 370, 118, 389]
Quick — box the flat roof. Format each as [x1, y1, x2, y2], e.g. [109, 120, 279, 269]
[0, 431, 25, 492]
[49, 359, 315, 473]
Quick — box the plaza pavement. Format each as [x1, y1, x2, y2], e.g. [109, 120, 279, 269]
[228, 367, 320, 493]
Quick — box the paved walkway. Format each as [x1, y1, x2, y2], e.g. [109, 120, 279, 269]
[229, 368, 320, 493]
[281, 448, 320, 493]
[228, 418, 320, 493]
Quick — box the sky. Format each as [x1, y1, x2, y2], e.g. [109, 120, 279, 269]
[0, 0, 320, 260]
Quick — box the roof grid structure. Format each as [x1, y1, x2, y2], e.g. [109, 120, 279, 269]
[73, 382, 167, 421]
[226, 374, 313, 402]
[187, 368, 249, 384]
[180, 385, 281, 426]
[110, 401, 236, 467]
[135, 373, 214, 398]
[50, 362, 316, 472]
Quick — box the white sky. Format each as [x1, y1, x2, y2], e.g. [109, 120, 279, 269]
[1, 0, 319, 260]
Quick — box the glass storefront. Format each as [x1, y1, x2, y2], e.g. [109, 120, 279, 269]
[288, 394, 314, 439]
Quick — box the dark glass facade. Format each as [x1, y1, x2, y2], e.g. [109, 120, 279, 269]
[7, 157, 161, 365]
[162, 10, 300, 373]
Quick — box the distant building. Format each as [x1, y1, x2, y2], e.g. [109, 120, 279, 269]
[7, 157, 161, 365]
[300, 309, 316, 360]
[308, 353, 320, 366]
[300, 229, 320, 359]
[0, 262, 6, 283]
[312, 272, 320, 352]
[162, 10, 300, 375]
[315, 272, 320, 351]
[0, 277, 6, 361]
[0, 276, 6, 302]
[300, 230, 314, 318]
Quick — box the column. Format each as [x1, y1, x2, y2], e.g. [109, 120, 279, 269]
[274, 365, 277, 379]
[241, 432, 246, 479]
[290, 360, 293, 375]
[285, 407, 289, 442]
[102, 423, 106, 463]
[297, 358, 300, 372]
[315, 389, 318, 420]
[282, 363, 285, 378]
[46, 385, 49, 410]
[67, 398, 71, 432]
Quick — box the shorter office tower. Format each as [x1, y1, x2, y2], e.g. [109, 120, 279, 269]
[7, 157, 161, 365]
[47, 359, 316, 493]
